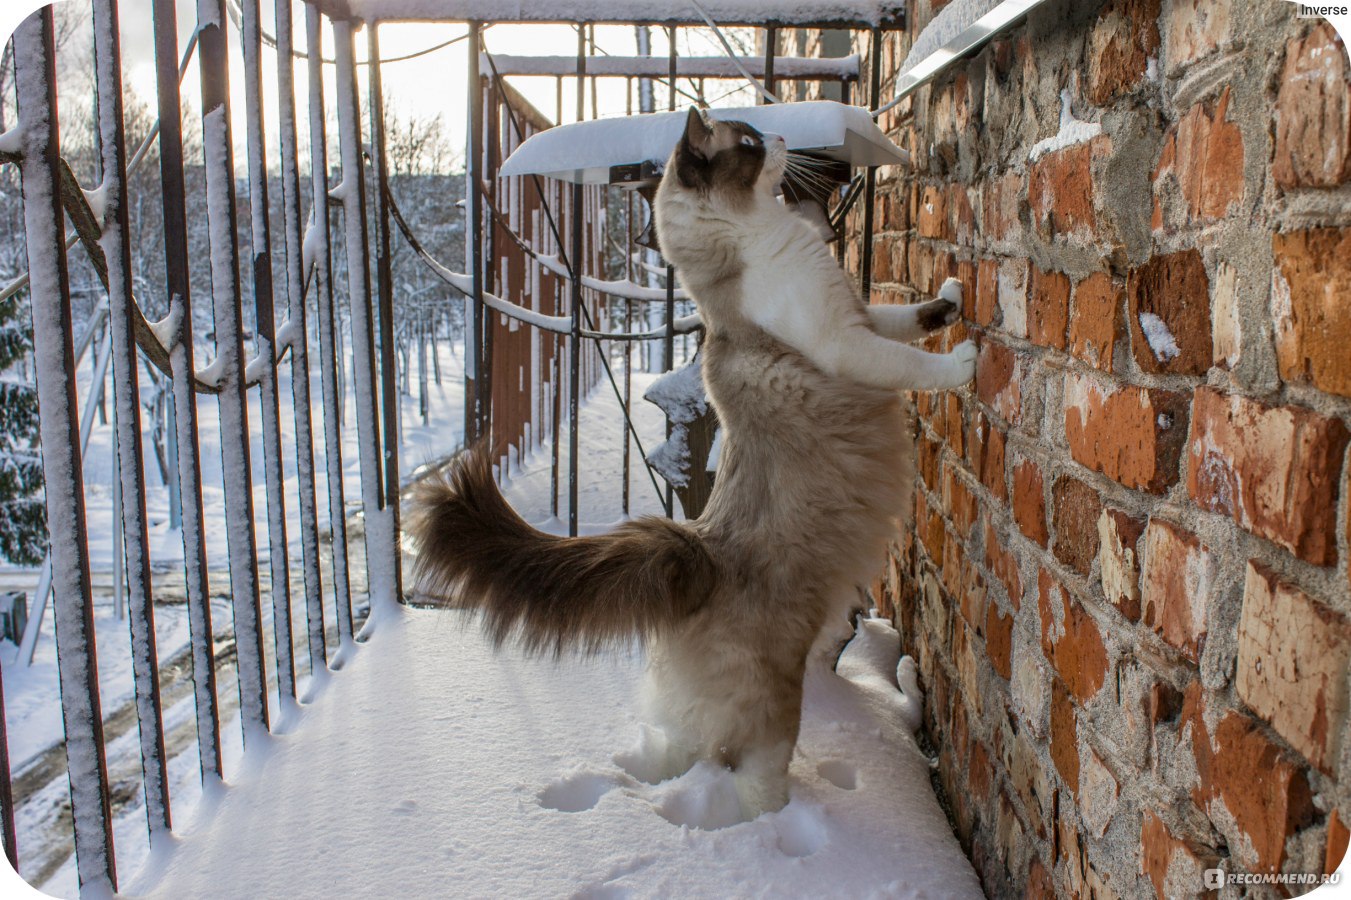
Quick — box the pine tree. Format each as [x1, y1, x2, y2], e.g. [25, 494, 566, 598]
[0, 296, 44, 565]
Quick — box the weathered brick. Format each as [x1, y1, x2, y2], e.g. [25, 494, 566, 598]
[975, 258, 999, 326]
[985, 517, 1022, 608]
[1068, 272, 1123, 372]
[917, 184, 950, 240]
[1128, 249, 1212, 376]
[1273, 227, 1351, 398]
[1211, 261, 1241, 368]
[1039, 569, 1109, 702]
[944, 393, 965, 458]
[982, 170, 1023, 244]
[1274, 23, 1351, 188]
[1164, 0, 1231, 74]
[1152, 87, 1245, 224]
[952, 183, 976, 244]
[1327, 810, 1350, 876]
[872, 237, 895, 284]
[1140, 520, 1214, 662]
[1064, 372, 1189, 493]
[968, 740, 994, 806]
[1188, 387, 1350, 565]
[968, 412, 1008, 502]
[1237, 562, 1351, 774]
[1051, 476, 1103, 577]
[997, 258, 1029, 338]
[1027, 267, 1071, 350]
[1097, 508, 1145, 622]
[1140, 811, 1218, 900]
[1011, 459, 1048, 546]
[1079, 743, 1120, 838]
[1050, 678, 1080, 794]
[918, 431, 942, 491]
[1029, 137, 1110, 241]
[1186, 700, 1316, 873]
[986, 601, 1014, 680]
[1087, 0, 1161, 105]
[976, 339, 1021, 425]
[944, 464, 979, 538]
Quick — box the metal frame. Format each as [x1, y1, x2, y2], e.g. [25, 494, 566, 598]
[0, 4, 919, 892]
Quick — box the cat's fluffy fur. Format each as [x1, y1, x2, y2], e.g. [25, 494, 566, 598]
[408, 107, 976, 818]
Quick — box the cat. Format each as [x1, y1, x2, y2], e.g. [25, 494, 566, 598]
[408, 106, 977, 819]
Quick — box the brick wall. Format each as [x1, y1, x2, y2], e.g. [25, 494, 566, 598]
[858, 2, 1351, 896]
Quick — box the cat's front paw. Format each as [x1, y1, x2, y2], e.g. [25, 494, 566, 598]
[947, 340, 978, 386]
[918, 279, 964, 332]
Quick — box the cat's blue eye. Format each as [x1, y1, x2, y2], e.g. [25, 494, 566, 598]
[741, 135, 758, 146]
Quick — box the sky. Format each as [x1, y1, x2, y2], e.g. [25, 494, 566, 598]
[5, 0, 762, 177]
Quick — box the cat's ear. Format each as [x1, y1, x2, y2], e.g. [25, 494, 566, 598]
[683, 106, 713, 160]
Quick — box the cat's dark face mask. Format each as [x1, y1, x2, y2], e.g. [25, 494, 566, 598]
[673, 107, 786, 205]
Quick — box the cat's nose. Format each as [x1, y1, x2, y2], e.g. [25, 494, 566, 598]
[762, 132, 785, 145]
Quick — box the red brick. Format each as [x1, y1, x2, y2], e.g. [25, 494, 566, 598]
[1186, 699, 1316, 874]
[872, 237, 895, 284]
[1028, 137, 1110, 241]
[944, 393, 965, 458]
[952, 184, 976, 244]
[975, 339, 1021, 425]
[1087, 0, 1161, 105]
[1327, 810, 1350, 877]
[975, 259, 999, 326]
[1097, 508, 1145, 622]
[1152, 87, 1245, 224]
[1273, 227, 1351, 398]
[1164, 0, 1231, 74]
[1140, 811, 1218, 900]
[968, 740, 993, 807]
[982, 171, 1023, 244]
[944, 464, 979, 538]
[1038, 569, 1109, 702]
[968, 412, 1008, 502]
[986, 602, 1013, 680]
[1051, 476, 1103, 577]
[1128, 249, 1212, 376]
[1049, 678, 1080, 795]
[1237, 562, 1351, 774]
[1140, 520, 1214, 663]
[917, 184, 950, 240]
[1068, 272, 1124, 372]
[908, 238, 934, 294]
[1027, 855, 1055, 900]
[985, 517, 1022, 608]
[1187, 387, 1350, 565]
[1064, 372, 1189, 494]
[918, 431, 942, 492]
[1274, 23, 1351, 188]
[1011, 459, 1048, 546]
[1027, 267, 1071, 350]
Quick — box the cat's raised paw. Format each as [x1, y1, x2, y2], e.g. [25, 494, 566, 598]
[917, 297, 960, 332]
[938, 276, 963, 306]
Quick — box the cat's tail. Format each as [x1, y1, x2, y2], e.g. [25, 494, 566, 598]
[407, 446, 717, 655]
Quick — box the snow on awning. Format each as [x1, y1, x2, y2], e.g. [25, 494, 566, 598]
[312, 0, 906, 27]
[498, 101, 908, 185]
[483, 54, 861, 81]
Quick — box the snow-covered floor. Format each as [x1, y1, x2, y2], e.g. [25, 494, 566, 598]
[130, 605, 981, 899]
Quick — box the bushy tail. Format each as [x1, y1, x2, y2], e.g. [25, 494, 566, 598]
[407, 447, 717, 654]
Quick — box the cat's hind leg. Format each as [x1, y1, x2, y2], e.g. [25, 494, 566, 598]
[733, 739, 794, 819]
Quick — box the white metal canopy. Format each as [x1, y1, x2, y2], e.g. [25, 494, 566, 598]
[498, 101, 909, 185]
[311, 0, 906, 26]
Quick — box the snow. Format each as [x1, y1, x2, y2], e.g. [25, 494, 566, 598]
[643, 358, 708, 489]
[500, 101, 908, 185]
[485, 53, 861, 80]
[326, 0, 905, 26]
[1028, 89, 1104, 162]
[1138, 312, 1181, 363]
[128, 606, 979, 898]
[899, 0, 1000, 76]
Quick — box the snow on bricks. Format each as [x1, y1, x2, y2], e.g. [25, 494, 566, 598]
[1128, 249, 1212, 376]
[1187, 387, 1348, 565]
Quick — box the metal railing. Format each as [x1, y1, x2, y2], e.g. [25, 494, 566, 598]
[0, 2, 898, 893]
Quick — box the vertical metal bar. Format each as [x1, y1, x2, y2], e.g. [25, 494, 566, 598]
[240, 0, 296, 705]
[196, 0, 270, 738]
[622, 77, 633, 518]
[92, 0, 171, 833]
[568, 26, 585, 537]
[763, 25, 777, 103]
[152, 0, 222, 780]
[466, 22, 485, 446]
[277, 0, 327, 673]
[663, 25, 677, 518]
[367, 26, 404, 602]
[305, 2, 353, 646]
[860, 25, 882, 303]
[333, 19, 395, 608]
[12, 11, 117, 889]
[0, 662, 16, 870]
